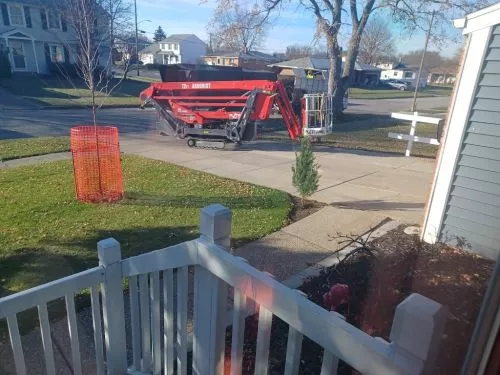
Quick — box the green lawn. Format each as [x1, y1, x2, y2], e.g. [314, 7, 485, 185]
[0, 155, 291, 296]
[349, 85, 453, 99]
[0, 136, 70, 161]
[0, 75, 152, 107]
[262, 115, 440, 158]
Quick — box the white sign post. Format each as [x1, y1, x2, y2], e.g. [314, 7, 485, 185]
[388, 112, 442, 156]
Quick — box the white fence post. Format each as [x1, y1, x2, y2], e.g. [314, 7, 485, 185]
[406, 112, 418, 157]
[388, 293, 447, 375]
[98, 238, 127, 375]
[193, 205, 232, 375]
[389, 112, 442, 156]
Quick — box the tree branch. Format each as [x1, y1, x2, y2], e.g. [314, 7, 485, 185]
[350, 0, 359, 27]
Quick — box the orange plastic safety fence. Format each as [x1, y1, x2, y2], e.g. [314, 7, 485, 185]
[70, 126, 124, 203]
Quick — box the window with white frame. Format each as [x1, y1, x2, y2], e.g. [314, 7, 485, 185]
[8, 4, 25, 26]
[49, 44, 64, 63]
[47, 10, 61, 29]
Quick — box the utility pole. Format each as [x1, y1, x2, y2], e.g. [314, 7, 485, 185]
[134, 0, 139, 76]
[411, 11, 435, 112]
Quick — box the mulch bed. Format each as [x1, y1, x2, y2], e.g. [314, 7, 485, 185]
[222, 225, 495, 374]
[286, 196, 326, 224]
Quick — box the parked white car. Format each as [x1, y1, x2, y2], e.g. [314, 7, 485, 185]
[386, 80, 411, 91]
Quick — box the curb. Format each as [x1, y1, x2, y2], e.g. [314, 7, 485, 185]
[0, 105, 151, 111]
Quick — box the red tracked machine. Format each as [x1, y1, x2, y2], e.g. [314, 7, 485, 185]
[139, 64, 303, 149]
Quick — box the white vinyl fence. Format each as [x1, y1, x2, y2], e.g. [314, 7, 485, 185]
[389, 112, 443, 156]
[0, 205, 447, 375]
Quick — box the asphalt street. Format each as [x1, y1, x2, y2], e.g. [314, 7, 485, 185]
[0, 95, 451, 139]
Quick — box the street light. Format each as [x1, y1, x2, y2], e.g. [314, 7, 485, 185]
[134, 0, 150, 76]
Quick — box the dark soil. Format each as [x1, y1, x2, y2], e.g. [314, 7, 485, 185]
[286, 195, 326, 224]
[222, 225, 494, 374]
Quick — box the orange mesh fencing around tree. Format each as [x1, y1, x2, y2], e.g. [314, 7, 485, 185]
[70, 126, 124, 203]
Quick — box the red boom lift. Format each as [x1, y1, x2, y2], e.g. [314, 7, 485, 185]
[139, 65, 303, 149]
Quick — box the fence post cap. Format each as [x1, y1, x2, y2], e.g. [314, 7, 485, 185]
[200, 204, 231, 247]
[97, 238, 122, 266]
[390, 293, 447, 361]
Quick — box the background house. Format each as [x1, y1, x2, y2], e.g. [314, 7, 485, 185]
[269, 56, 380, 87]
[378, 61, 428, 87]
[427, 62, 459, 85]
[139, 34, 206, 65]
[0, 0, 109, 74]
[202, 50, 279, 70]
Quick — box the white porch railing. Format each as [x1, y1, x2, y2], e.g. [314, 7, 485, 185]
[0, 205, 447, 375]
[388, 112, 443, 156]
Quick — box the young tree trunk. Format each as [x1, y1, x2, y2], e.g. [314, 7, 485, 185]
[91, 88, 97, 126]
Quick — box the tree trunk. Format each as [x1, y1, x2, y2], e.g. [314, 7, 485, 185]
[331, 30, 363, 117]
[326, 34, 341, 93]
[91, 88, 97, 126]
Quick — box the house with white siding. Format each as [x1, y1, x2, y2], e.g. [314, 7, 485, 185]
[139, 34, 206, 65]
[0, 0, 109, 74]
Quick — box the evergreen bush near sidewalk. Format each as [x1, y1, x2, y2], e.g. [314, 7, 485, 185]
[292, 137, 320, 206]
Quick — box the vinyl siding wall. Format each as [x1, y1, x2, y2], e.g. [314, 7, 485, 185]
[440, 25, 500, 259]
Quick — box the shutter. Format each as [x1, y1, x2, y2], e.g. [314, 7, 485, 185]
[44, 43, 51, 65]
[40, 9, 47, 29]
[1, 3, 9, 26]
[61, 15, 67, 32]
[23, 6, 31, 28]
[63, 46, 69, 63]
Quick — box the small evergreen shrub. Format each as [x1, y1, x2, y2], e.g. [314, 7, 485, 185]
[292, 136, 320, 206]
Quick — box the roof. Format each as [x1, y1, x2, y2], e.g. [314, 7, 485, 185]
[139, 43, 160, 55]
[455, 2, 500, 34]
[268, 57, 329, 70]
[355, 62, 381, 72]
[160, 34, 205, 44]
[0, 26, 76, 43]
[204, 50, 279, 61]
[5, 0, 55, 6]
[269, 57, 379, 72]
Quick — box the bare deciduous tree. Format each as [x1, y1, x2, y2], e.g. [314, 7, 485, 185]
[57, 0, 132, 125]
[208, 0, 269, 52]
[256, 0, 496, 115]
[115, 32, 149, 79]
[285, 44, 328, 59]
[399, 50, 445, 68]
[102, 0, 132, 66]
[358, 17, 395, 64]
